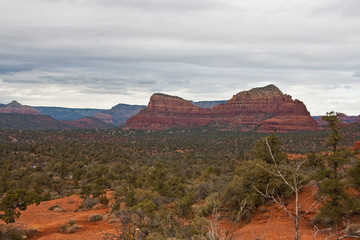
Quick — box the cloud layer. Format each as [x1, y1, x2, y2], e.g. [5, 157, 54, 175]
[0, 0, 359, 115]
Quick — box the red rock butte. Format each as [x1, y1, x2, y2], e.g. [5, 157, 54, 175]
[124, 84, 320, 132]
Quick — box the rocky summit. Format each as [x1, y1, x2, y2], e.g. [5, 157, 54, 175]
[124, 84, 320, 132]
[0, 100, 40, 115]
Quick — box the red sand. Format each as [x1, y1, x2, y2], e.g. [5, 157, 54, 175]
[4, 186, 358, 239]
[10, 195, 116, 240]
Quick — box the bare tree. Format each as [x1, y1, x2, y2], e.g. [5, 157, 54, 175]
[102, 209, 146, 240]
[253, 139, 323, 240]
[205, 199, 250, 240]
[312, 221, 360, 240]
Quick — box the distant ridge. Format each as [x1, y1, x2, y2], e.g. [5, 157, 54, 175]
[0, 101, 115, 130]
[93, 104, 146, 126]
[0, 101, 40, 115]
[191, 100, 226, 108]
[316, 114, 360, 126]
[125, 84, 320, 132]
[62, 116, 114, 129]
[35, 106, 105, 121]
[0, 113, 68, 130]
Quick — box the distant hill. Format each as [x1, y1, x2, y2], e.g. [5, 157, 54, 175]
[0, 101, 145, 129]
[35, 104, 146, 126]
[0, 101, 40, 115]
[0, 101, 116, 130]
[0, 113, 69, 130]
[93, 104, 146, 126]
[62, 117, 115, 129]
[191, 100, 226, 108]
[35, 106, 105, 121]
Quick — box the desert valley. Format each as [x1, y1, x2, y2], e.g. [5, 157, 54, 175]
[2, 0, 360, 239]
[0, 85, 360, 240]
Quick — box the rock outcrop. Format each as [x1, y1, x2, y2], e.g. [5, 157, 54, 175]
[0, 101, 40, 115]
[125, 85, 320, 132]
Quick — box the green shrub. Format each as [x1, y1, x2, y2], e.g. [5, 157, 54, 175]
[135, 199, 156, 215]
[348, 158, 360, 190]
[145, 232, 167, 240]
[175, 191, 196, 218]
[66, 225, 78, 234]
[42, 192, 52, 201]
[79, 198, 98, 211]
[60, 224, 67, 233]
[69, 219, 76, 226]
[193, 192, 221, 217]
[0, 225, 25, 240]
[99, 195, 109, 206]
[88, 214, 103, 222]
[111, 200, 120, 213]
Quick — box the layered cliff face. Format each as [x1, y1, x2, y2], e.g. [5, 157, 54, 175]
[0, 101, 40, 115]
[125, 85, 320, 132]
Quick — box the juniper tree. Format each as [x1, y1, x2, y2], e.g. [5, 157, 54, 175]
[316, 111, 354, 224]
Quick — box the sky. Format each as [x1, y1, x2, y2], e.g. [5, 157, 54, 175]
[0, 0, 359, 115]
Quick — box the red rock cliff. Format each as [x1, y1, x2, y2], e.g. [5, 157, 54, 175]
[125, 85, 320, 132]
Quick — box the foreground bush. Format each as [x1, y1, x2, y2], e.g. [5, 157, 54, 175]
[88, 214, 103, 222]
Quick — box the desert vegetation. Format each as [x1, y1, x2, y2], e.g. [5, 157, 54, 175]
[0, 115, 360, 239]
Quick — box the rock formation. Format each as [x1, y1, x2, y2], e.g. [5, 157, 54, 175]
[0, 101, 40, 115]
[125, 85, 320, 132]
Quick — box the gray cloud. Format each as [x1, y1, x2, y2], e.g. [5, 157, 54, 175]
[0, 62, 36, 74]
[0, 0, 359, 114]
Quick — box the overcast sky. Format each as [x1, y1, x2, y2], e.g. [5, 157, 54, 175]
[0, 0, 359, 115]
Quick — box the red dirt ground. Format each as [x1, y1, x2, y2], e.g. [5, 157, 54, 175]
[232, 185, 323, 239]
[4, 185, 358, 240]
[9, 194, 116, 240]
